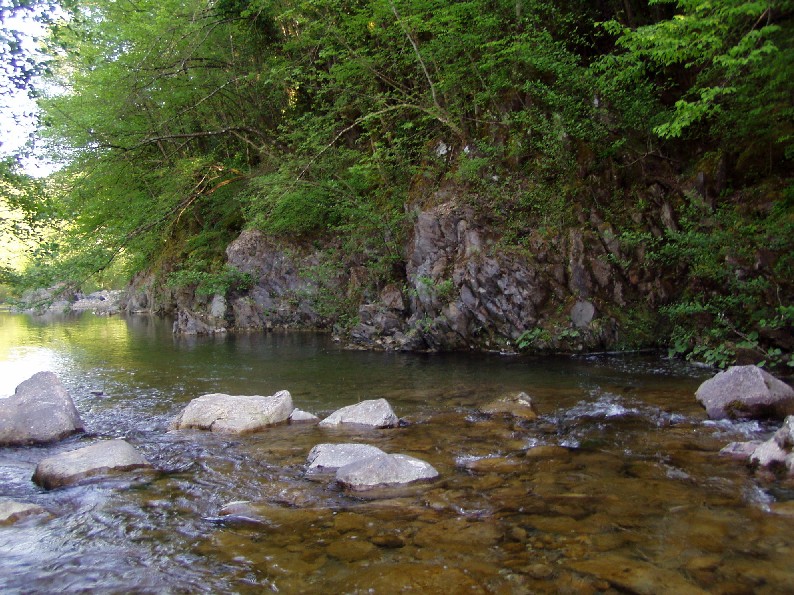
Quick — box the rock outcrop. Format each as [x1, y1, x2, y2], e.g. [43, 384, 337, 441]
[318, 398, 399, 428]
[154, 193, 674, 350]
[170, 390, 293, 433]
[695, 366, 794, 420]
[32, 439, 152, 489]
[0, 372, 84, 446]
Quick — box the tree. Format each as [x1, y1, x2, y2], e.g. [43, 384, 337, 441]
[597, 0, 793, 167]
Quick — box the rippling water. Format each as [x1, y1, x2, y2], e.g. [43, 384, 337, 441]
[1, 312, 793, 593]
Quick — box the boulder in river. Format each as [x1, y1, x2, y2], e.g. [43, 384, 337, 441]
[306, 443, 387, 473]
[695, 365, 794, 420]
[170, 390, 293, 433]
[480, 392, 539, 420]
[32, 439, 152, 489]
[335, 453, 439, 490]
[289, 408, 320, 423]
[318, 398, 399, 428]
[720, 415, 794, 475]
[0, 499, 50, 525]
[0, 371, 84, 446]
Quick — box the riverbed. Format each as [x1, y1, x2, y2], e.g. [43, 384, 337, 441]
[1, 312, 792, 593]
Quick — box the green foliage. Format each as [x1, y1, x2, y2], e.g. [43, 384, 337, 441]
[516, 327, 551, 350]
[641, 188, 794, 368]
[596, 0, 794, 166]
[167, 264, 254, 297]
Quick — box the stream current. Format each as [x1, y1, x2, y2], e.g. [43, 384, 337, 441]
[1, 312, 793, 593]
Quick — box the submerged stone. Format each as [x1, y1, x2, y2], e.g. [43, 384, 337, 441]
[0, 499, 50, 525]
[480, 391, 539, 420]
[318, 398, 399, 428]
[170, 390, 293, 433]
[695, 366, 794, 420]
[32, 439, 152, 489]
[568, 555, 708, 595]
[0, 371, 84, 446]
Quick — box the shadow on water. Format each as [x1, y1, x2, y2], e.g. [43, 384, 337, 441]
[1, 312, 793, 593]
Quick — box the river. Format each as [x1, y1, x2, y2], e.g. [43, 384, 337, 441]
[1, 311, 792, 593]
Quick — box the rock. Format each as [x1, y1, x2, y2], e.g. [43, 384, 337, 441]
[318, 398, 399, 428]
[306, 443, 386, 473]
[480, 392, 539, 420]
[290, 408, 319, 423]
[568, 555, 708, 595]
[326, 539, 377, 562]
[524, 445, 571, 459]
[571, 300, 595, 328]
[170, 390, 293, 433]
[71, 289, 125, 315]
[773, 415, 794, 448]
[224, 229, 334, 330]
[0, 499, 50, 525]
[32, 439, 152, 489]
[695, 365, 794, 420]
[750, 439, 788, 468]
[0, 371, 84, 446]
[336, 453, 439, 490]
[719, 441, 762, 460]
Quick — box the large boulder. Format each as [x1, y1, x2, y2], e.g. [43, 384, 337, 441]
[306, 443, 387, 473]
[335, 453, 439, 491]
[0, 372, 84, 446]
[170, 390, 293, 433]
[32, 439, 152, 489]
[695, 365, 794, 420]
[318, 398, 399, 428]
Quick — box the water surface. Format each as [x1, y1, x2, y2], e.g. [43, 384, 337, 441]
[1, 312, 792, 593]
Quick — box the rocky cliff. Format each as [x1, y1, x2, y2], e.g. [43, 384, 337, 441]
[155, 188, 679, 353]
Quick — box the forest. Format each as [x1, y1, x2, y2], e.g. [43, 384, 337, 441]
[1, 0, 792, 367]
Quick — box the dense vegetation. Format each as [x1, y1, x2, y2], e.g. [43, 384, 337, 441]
[1, 0, 792, 367]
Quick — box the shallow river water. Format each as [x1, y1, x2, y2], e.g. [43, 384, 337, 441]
[1, 312, 793, 594]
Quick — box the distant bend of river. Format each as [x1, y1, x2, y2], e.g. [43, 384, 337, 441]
[1, 312, 793, 593]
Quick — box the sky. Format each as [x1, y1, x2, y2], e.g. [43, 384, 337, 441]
[0, 8, 58, 176]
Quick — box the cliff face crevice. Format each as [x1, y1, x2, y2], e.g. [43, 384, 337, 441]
[156, 188, 681, 354]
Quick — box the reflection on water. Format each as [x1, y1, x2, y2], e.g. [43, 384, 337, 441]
[1, 312, 793, 593]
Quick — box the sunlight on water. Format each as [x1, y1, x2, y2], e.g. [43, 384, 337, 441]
[0, 346, 61, 397]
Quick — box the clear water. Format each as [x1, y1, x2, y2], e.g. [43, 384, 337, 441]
[1, 312, 792, 593]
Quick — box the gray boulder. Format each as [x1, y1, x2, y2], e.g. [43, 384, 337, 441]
[318, 398, 399, 428]
[336, 453, 439, 491]
[306, 443, 387, 473]
[721, 416, 794, 475]
[750, 439, 788, 468]
[0, 372, 84, 446]
[170, 390, 293, 433]
[0, 499, 50, 525]
[32, 439, 152, 489]
[695, 365, 794, 420]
